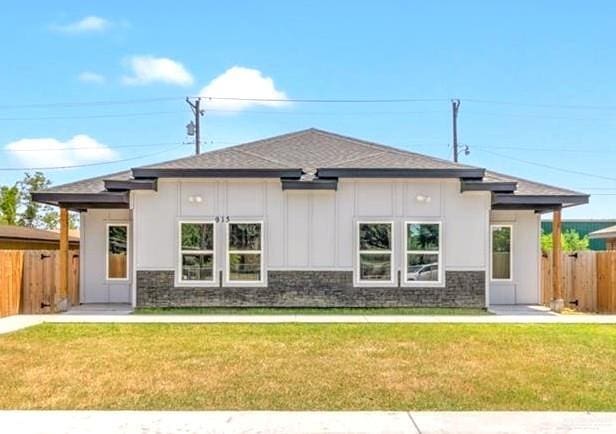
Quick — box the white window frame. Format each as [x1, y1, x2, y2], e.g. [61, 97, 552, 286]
[177, 220, 216, 285]
[404, 221, 443, 286]
[106, 223, 129, 281]
[225, 221, 265, 286]
[355, 221, 395, 286]
[490, 224, 513, 282]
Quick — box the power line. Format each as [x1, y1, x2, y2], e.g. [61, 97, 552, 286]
[473, 145, 616, 154]
[474, 148, 616, 182]
[0, 144, 186, 171]
[0, 111, 182, 121]
[1, 141, 189, 152]
[463, 98, 616, 111]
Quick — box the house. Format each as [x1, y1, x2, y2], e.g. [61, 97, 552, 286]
[588, 225, 616, 250]
[0, 224, 79, 250]
[541, 219, 616, 250]
[32, 128, 589, 308]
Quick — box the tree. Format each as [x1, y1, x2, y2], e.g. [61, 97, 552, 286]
[18, 172, 51, 227]
[541, 229, 590, 253]
[0, 185, 20, 225]
[40, 209, 79, 230]
[40, 210, 59, 230]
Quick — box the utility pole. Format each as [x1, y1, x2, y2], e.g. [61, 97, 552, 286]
[451, 98, 461, 162]
[186, 97, 204, 155]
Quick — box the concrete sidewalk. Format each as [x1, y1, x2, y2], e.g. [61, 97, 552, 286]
[0, 411, 614, 433]
[3, 312, 616, 334]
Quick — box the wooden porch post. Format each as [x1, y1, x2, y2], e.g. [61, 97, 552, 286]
[58, 206, 69, 312]
[550, 208, 564, 312]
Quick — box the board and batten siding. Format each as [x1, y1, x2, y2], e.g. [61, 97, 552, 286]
[132, 178, 491, 277]
[80, 208, 132, 303]
[489, 210, 541, 304]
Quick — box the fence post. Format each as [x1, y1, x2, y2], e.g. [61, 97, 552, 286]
[550, 209, 564, 312]
[57, 207, 69, 312]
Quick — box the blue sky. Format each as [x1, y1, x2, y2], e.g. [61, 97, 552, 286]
[1, 1, 616, 218]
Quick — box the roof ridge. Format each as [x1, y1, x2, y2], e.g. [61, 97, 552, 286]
[308, 128, 480, 170]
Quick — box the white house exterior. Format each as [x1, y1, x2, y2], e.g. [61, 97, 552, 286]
[33, 129, 588, 308]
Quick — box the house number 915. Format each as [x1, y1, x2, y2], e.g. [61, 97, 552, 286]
[215, 216, 230, 223]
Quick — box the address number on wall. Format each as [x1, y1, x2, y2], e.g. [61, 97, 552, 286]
[214, 216, 231, 223]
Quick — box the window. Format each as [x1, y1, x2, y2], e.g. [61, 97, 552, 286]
[179, 222, 215, 283]
[227, 222, 263, 283]
[491, 225, 512, 280]
[357, 222, 393, 283]
[405, 222, 442, 284]
[107, 224, 128, 280]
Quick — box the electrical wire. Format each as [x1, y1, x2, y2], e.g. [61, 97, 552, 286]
[474, 148, 616, 182]
[0, 143, 187, 171]
[1, 142, 189, 152]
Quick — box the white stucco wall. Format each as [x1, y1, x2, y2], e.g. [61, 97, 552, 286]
[130, 178, 491, 284]
[80, 208, 132, 303]
[489, 210, 541, 304]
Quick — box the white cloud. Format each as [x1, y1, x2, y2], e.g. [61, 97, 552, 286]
[52, 16, 111, 33]
[199, 66, 289, 111]
[121, 55, 194, 86]
[5, 135, 117, 168]
[78, 71, 106, 84]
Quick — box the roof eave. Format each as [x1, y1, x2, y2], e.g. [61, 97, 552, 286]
[491, 193, 589, 213]
[31, 191, 130, 208]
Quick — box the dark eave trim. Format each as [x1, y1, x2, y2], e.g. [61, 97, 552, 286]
[131, 168, 303, 179]
[32, 191, 130, 208]
[281, 178, 338, 191]
[460, 180, 517, 193]
[492, 193, 589, 206]
[317, 168, 486, 179]
[104, 178, 157, 191]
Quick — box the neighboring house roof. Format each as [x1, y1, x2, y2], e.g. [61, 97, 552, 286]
[588, 225, 616, 239]
[31, 128, 589, 213]
[0, 224, 79, 243]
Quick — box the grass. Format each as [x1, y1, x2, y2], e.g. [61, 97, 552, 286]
[134, 306, 489, 315]
[1, 323, 615, 410]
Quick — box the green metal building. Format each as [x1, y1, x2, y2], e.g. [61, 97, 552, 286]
[541, 219, 616, 251]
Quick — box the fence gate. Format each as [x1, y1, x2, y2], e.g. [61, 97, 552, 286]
[0, 250, 79, 317]
[541, 250, 616, 313]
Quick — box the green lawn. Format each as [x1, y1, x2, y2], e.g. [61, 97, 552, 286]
[1, 323, 615, 410]
[134, 306, 489, 315]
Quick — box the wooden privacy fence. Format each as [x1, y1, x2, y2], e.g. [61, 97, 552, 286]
[0, 250, 79, 317]
[542, 250, 616, 313]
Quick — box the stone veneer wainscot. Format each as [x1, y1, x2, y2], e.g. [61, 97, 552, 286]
[136, 270, 485, 308]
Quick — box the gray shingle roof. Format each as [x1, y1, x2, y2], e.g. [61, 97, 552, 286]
[42, 171, 130, 194]
[36, 128, 587, 203]
[484, 171, 585, 197]
[138, 128, 480, 171]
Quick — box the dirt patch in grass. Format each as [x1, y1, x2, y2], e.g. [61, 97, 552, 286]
[1, 323, 615, 410]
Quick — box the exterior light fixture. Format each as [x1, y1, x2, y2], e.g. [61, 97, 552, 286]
[187, 195, 203, 203]
[416, 194, 432, 203]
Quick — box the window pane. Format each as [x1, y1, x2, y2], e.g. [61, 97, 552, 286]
[359, 223, 391, 251]
[181, 254, 213, 281]
[408, 223, 439, 251]
[229, 223, 261, 251]
[181, 223, 213, 251]
[229, 253, 261, 281]
[359, 253, 391, 281]
[492, 227, 511, 279]
[108, 226, 127, 279]
[407, 254, 439, 281]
